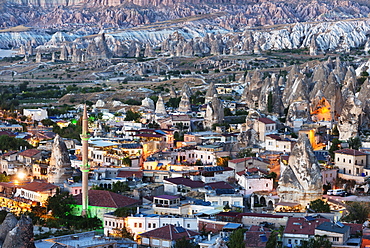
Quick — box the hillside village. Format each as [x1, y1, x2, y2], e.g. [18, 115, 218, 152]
[0, 56, 369, 248]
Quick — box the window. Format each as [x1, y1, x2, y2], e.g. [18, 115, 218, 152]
[337, 157, 339, 162]
[349, 159, 351, 163]
[343, 158, 345, 163]
[266, 183, 269, 187]
[148, 223, 151, 228]
[153, 223, 156, 228]
[134, 223, 137, 228]
[288, 239, 292, 244]
[333, 237, 339, 242]
[187, 224, 190, 228]
[139, 223, 142, 228]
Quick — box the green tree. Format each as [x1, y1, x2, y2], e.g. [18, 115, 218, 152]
[342, 201, 370, 224]
[124, 110, 141, 122]
[348, 137, 362, 150]
[267, 92, 273, 113]
[53, 123, 82, 140]
[121, 157, 132, 167]
[0, 135, 32, 151]
[224, 107, 233, 116]
[111, 181, 130, 193]
[46, 191, 76, 218]
[173, 237, 199, 248]
[41, 118, 55, 127]
[309, 199, 330, 213]
[227, 229, 246, 248]
[114, 207, 137, 217]
[329, 138, 341, 160]
[237, 148, 255, 158]
[167, 97, 181, 108]
[298, 235, 332, 248]
[266, 226, 284, 248]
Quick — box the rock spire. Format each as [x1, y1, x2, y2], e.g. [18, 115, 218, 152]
[277, 133, 322, 208]
[48, 134, 73, 184]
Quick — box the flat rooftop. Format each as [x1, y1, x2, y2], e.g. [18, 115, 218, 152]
[35, 231, 116, 248]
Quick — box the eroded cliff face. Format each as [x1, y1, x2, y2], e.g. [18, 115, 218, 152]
[1, 0, 369, 29]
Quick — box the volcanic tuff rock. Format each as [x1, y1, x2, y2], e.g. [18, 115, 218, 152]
[48, 134, 73, 184]
[204, 94, 224, 129]
[142, 97, 155, 111]
[181, 83, 192, 98]
[338, 96, 362, 141]
[2, 0, 370, 30]
[178, 92, 191, 113]
[2, 215, 35, 248]
[0, 213, 18, 246]
[155, 94, 167, 116]
[205, 82, 217, 103]
[277, 133, 322, 207]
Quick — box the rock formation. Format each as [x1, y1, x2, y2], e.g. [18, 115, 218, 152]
[155, 94, 167, 116]
[205, 82, 217, 103]
[142, 97, 155, 111]
[1, 214, 35, 248]
[337, 96, 362, 141]
[48, 134, 73, 184]
[0, 213, 18, 246]
[178, 92, 191, 113]
[170, 86, 177, 98]
[181, 83, 192, 97]
[204, 94, 224, 129]
[60, 45, 68, 61]
[277, 133, 322, 208]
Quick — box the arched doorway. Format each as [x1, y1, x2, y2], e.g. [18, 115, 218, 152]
[267, 200, 274, 210]
[260, 196, 266, 206]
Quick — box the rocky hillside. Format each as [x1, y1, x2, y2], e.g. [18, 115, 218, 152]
[0, 0, 369, 29]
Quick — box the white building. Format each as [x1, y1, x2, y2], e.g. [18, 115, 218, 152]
[23, 108, 48, 121]
[14, 181, 58, 206]
[265, 134, 295, 153]
[236, 169, 273, 195]
[103, 213, 198, 239]
[205, 193, 244, 208]
[253, 117, 277, 142]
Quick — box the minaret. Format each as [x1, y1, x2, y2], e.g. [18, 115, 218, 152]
[81, 105, 90, 216]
